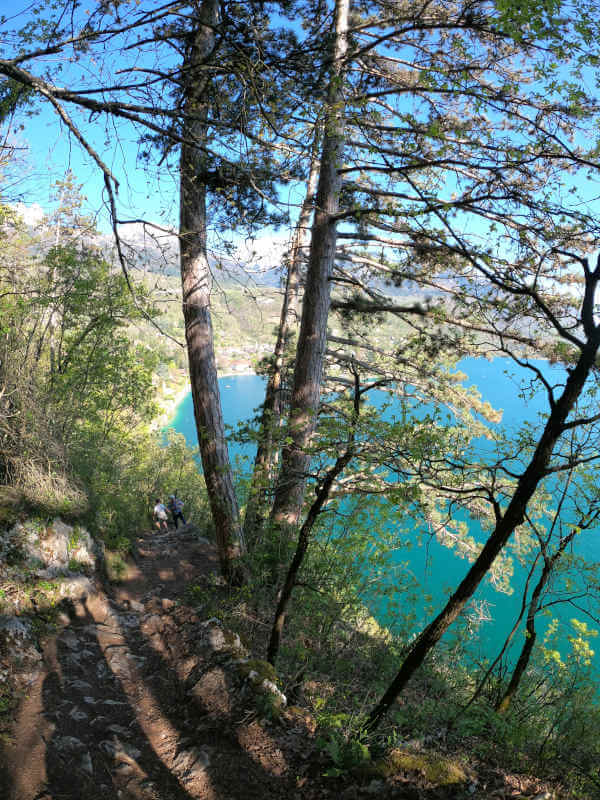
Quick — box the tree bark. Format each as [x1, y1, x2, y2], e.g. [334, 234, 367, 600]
[179, 0, 243, 581]
[267, 365, 360, 665]
[269, 0, 349, 534]
[367, 330, 600, 731]
[243, 128, 321, 547]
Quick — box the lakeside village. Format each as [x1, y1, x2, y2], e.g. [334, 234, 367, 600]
[153, 343, 272, 427]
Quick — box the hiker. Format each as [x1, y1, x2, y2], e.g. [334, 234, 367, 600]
[167, 494, 186, 528]
[153, 498, 168, 531]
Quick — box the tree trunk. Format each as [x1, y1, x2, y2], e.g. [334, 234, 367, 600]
[243, 128, 321, 547]
[267, 365, 361, 665]
[269, 0, 349, 534]
[367, 337, 600, 730]
[179, 0, 243, 581]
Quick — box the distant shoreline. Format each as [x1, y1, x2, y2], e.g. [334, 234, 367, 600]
[218, 368, 257, 379]
[158, 367, 260, 428]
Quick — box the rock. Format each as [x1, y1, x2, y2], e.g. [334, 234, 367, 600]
[117, 740, 142, 760]
[249, 673, 287, 708]
[172, 746, 210, 778]
[129, 600, 144, 613]
[107, 724, 131, 736]
[96, 661, 110, 680]
[10, 519, 96, 575]
[237, 659, 287, 709]
[0, 617, 42, 685]
[207, 626, 227, 651]
[100, 738, 141, 760]
[189, 668, 231, 714]
[202, 616, 222, 627]
[68, 679, 93, 692]
[106, 651, 131, 678]
[60, 575, 95, 601]
[0, 616, 33, 643]
[64, 653, 82, 669]
[83, 696, 97, 705]
[78, 750, 94, 776]
[55, 735, 87, 754]
[377, 749, 468, 786]
[69, 706, 89, 722]
[161, 598, 176, 610]
[142, 614, 163, 635]
[61, 630, 80, 650]
[99, 740, 118, 756]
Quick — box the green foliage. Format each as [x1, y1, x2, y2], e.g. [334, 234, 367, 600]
[0, 78, 34, 121]
[315, 707, 371, 777]
[104, 550, 127, 583]
[494, 0, 562, 39]
[0, 196, 209, 556]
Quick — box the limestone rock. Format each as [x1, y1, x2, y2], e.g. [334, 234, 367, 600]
[0, 616, 42, 686]
[189, 667, 231, 714]
[172, 746, 210, 778]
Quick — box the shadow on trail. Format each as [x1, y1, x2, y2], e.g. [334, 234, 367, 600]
[109, 528, 299, 799]
[39, 597, 199, 800]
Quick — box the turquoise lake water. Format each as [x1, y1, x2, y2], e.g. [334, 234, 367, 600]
[169, 359, 599, 669]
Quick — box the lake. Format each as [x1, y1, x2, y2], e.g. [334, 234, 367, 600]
[169, 359, 599, 670]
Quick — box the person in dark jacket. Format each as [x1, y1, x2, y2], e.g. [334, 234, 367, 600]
[167, 494, 186, 528]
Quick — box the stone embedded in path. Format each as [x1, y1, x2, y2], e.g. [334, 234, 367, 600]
[55, 735, 87, 754]
[61, 629, 80, 650]
[108, 723, 132, 736]
[96, 660, 110, 679]
[106, 650, 132, 678]
[99, 736, 141, 760]
[68, 705, 89, 722]
[172, 746, 210, 779]
[67, 679, 93, 692]
[78, 750, 94, 776]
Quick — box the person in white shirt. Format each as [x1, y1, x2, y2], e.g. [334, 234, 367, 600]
[153, 498, 168, 531]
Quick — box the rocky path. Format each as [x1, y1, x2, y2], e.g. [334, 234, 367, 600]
[0, 527, 311, 800]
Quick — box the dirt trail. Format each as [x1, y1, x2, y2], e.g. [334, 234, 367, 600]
[0, 527, 313, 800]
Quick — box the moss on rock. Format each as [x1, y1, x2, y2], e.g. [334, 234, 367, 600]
[237, 658, 279, 685]
[375, 748, 467, 786]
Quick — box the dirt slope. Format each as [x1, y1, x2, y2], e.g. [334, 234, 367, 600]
[0, 527, 320, 800]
